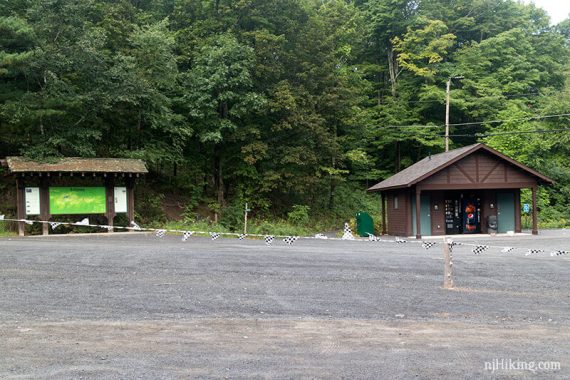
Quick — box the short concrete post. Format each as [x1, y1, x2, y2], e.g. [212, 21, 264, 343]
[443, 238, 454, 289]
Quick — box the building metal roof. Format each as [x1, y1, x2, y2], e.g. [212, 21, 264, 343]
[4, 156, 148, 174]
[368, 143, 553, 192]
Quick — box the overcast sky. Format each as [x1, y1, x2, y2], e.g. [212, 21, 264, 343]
[523, 0, 570, 25]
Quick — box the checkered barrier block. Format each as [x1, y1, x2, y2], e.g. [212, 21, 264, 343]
[368, 234, 378, 242]
[237, 234, 247, 240]
[181, 231, 193, 241]
[210, 232, 220, 240]
[265, 235, 275, 246]
[283, 236, 298, 245]
[314, 233, 328, 239]
[472, 245, 489, 255]
[395, 237, 407, 244]
[155, 229, 166, 238]
[550, 250, 569, 256]
[49, 222, 62, 230]
[525, 249, 544, 256]
[342, 223, 355, 240]
[421, 241, 437, 250]
[500, 247, 514, 253]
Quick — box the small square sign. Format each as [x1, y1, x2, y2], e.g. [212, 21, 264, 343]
[114, 187, 128, 213]
[25, 187, 41, 216]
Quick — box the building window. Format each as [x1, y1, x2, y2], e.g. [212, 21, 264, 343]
[394, 196, 399, 209]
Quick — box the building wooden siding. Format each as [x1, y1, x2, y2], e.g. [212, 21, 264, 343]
[419, 151, 536, 189]
[386, 190, 411, 236]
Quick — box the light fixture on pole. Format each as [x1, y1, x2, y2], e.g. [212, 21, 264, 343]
[445, 76, 464, 152]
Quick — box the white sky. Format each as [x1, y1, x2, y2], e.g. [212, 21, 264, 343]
[523, 0, 570, 25]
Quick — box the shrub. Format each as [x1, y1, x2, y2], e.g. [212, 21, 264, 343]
[287, 205, 310, 225]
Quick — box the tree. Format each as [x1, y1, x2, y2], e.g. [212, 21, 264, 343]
[392, 18, 456, 79]
[105, 18, 186, 164]
[181, 33, 265, 207]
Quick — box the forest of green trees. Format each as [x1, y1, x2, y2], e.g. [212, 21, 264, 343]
[1, 0, 569, 231]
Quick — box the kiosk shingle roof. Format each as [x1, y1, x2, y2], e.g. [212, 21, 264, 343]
[5, 157, 148, 174]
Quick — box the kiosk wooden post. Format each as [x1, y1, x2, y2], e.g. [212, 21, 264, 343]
[39, 177, 50, 236]
[16, 177, 25, 237]
[126, 177, 135, 229]
[105, 177, 116, 231]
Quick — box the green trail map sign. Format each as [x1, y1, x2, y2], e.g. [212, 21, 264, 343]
[49, 187, 106, 215]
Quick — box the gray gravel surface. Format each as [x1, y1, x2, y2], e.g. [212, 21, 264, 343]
[0, 231, 568, 379]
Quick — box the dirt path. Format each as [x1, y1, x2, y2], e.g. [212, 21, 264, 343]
[1, 319, 568, 379]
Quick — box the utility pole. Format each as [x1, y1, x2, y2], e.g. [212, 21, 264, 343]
[445, 76, 464, 152]
[445, 78, 451, 152]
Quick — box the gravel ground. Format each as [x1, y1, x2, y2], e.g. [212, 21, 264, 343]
[0, 231, 568, 379]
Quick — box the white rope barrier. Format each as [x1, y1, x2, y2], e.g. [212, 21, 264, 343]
[0, 215, 568, 256]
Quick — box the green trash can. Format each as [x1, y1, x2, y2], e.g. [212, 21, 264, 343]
[356, 211, 374, 237]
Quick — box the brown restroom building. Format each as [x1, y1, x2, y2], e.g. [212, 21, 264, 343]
[368, 144, 553, 238]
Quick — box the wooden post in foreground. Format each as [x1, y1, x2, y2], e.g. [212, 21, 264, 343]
[443, 238, 454, 289]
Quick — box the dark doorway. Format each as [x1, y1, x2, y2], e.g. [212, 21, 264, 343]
[461, 195, 481, 234]
[444, 192, 482, 234]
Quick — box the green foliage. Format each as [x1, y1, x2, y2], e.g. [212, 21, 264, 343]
[393, 18, 456, 79]
[0, 222, 12, 236]
[287, 205, 310, 225]
[329, 183, 380, 221]
[135, 190, 166, 226]
[1, 0, 569, 229]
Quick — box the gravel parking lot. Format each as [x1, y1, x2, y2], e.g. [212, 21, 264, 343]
[0, 231, 569, 379]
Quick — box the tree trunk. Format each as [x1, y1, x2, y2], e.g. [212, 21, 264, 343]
[216, 101, 229, 210]
[329, 157, 336, 210]
[387, 47, 398, 97]
[395, 141, 401, 172]
[214, 147, 224, 209]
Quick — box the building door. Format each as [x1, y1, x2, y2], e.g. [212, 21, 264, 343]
[412, 194, 432, 236]
[497, 192, 515, 233]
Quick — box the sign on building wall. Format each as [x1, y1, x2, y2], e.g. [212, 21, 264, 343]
[25, 187, 41, 215]
[114, 187, 127, 213]
[49, 187, 106, 215]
